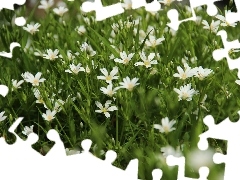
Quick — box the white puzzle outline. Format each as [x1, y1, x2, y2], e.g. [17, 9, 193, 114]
[1, 0, 240, 179]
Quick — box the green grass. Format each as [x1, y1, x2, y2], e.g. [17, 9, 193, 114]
[0, 1, 240, 179]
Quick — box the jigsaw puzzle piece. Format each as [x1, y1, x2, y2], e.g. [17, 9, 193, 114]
[198, 112, 240, 179]
[167, 0, 221, 31]
[81, 0, 124, 21]
[0, 0, 26, 10]
[0, 85, 9, 97]
[212, 30, 240, 79]
[0, 42, 21, 59]
[131, 0, 161, 12]
[166, 155, 209, 180]
[225, 0, 240, 24]
[81, 0, 162, 21]
[152, 169, 163, 180]
[0, 0, 27, 26]
[45, 129, 67, 157]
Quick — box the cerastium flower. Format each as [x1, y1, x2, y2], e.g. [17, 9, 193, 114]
[174, 83, 198, 101]
[95, 100, 117, 118]
[154, 117, 176, 134]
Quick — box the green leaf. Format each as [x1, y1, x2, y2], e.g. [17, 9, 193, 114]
[87, 27, 119, 57]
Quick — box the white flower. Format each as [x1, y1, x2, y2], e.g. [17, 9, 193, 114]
[194, 66, 213, 80]
[21, 71, 32, 81]
[24, 72, 46, 86]
[121, 0, 132, 9]
[43, 49, 59, 61]
[135, 52, 158, 68]
[65, 148, 80, 156]
[215, 10, 237, 27]
[173, 63, 197, 80]
[195, 16, 202, 25]
[53, 99, 65, 112]
[23, 23, 41, 35]
[161, 145, 182, 158]
[53, 6, 68, 16]
[38, 0, 54, 11]
[174, 83, 199, 101]
[100, 84, 120, 97]
[114, 51, 135, 65]
[97, 66, 119, 84]
[145, 35, 165, 47]
[42, 109, 57, 121]
[65, 63, 85, 74]
[12, 79, 24, 90]
[154, 117, 176, 134]
[0, 111, 7, 122]
[33, 88, 45, 104]
[119, 76, 140, 91]
[75, 25, 86, 35]
[22, 125, 34, 136]
[202, 20, 220, 33]
[95, 100, 118, 118]
[80, 42, 96, 57]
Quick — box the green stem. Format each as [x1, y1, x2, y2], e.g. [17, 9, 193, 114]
[55, 118, 73, 147]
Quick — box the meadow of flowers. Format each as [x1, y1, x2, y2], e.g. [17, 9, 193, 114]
[0, 0, 240, 179]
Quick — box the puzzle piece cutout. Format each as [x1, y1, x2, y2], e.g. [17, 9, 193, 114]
[198, 111, 240, 180]
[212, 30, 240, 79]
[0, 84, 9, 97]
[0, 42, 21, 58]
[225, 0, 240, 24]
[81, 0, 162, 21]
[0, 117, 167, 180]
[0, 0, 26, 26]
[2, 0, 240, 179]
[166, 155, 209, 180]
[167, 0, 222, 31]
[0, 1, 26, 59]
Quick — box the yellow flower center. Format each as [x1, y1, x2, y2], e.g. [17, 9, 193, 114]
[152, 40, 156, 47]
[181, 73, 187, 79]
[108, 90, 113, 96]
[38, 98, 44, 104]
[163, 126, 169, 133]
[50, 53, 56, 60]
[127, 83, 134, 91]
[182, 92, 189, 99]
[33, 79, 39, 85]
[72, 68, 78, 74]
[144, 61, 150, 67]
[106, 75, 112, 81]
[102, 108, 107, 113]
[47, 115, 53, 121]
[123, 59, 129, 64]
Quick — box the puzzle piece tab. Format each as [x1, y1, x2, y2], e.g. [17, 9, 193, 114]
[225, 0, 240, 24]
[212, 30, 240, 79]
[167, 0, 221, 31]
[198, 111, 240, 180]
[0, 0, 26, 59]
[0, 42, 21, 59]
[166, 155, 209, 180]
[81, 0, 162, 21]
[0, 0, 26, 10]
[0, 85, 9, 97]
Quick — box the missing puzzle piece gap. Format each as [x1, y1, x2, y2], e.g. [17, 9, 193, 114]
[225, 0, 240, 24]
[0, 42, 21, 58]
